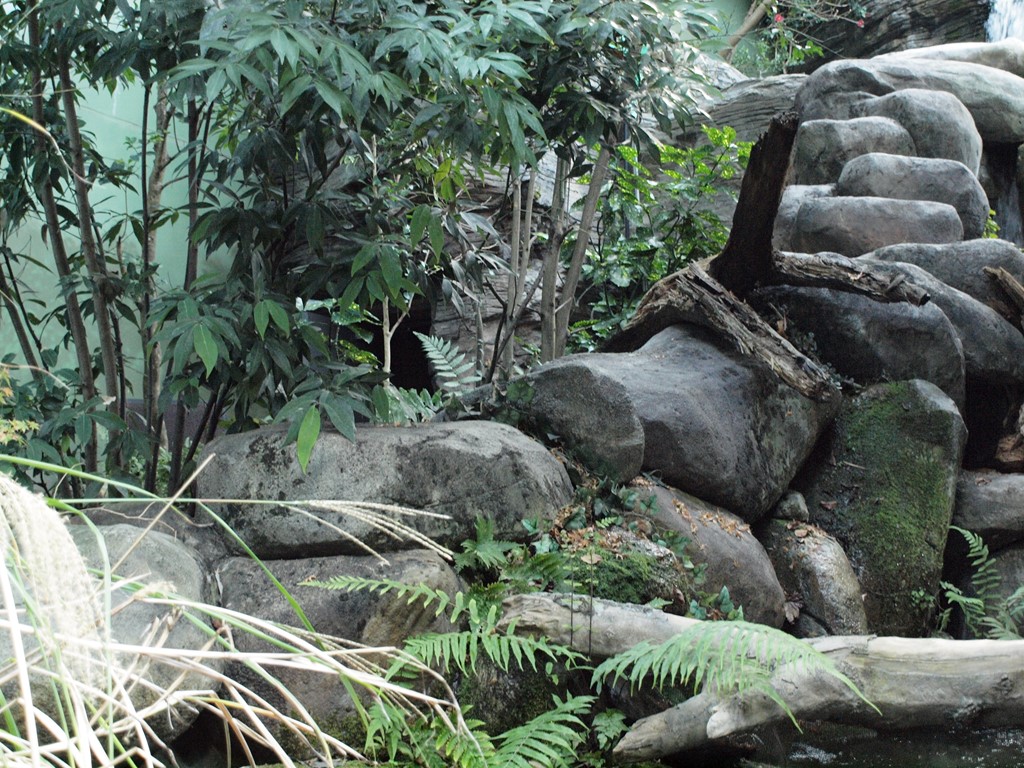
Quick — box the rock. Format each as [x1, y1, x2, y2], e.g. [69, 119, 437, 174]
[619, 325, 837, 520]
[750, 284, 966, 406]
[772, 489, 810, 522]
[791, 117, 915, 186]
[865, 239, 1024, 325]
[641, 484, 786, 627]
[790, 196, 964, 256]
[954, 470, 1024, 551]
[69, 524, 214, 741]
[518, 357, 645, 482]
[793, 1, 988, 65]
[773, 184, 834, 252]
[761, 519, 869, 637]
[857, 258, 1024, 385]
[853, 89, 982, 174]
[987, 544, 1024, 634]
[795, 380, 967, 636]
[200, 422, 573, 559]
[836, 153, 988, 239]
[216, 549, 460, 748]
[879, 38, 1024, 79]
[797, 58, 1024, 144]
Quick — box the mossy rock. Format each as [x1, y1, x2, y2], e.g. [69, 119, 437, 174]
[796, 380, 966, 636]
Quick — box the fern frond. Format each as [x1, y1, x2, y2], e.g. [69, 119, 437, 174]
[302, 575, 457, 619]
[492, 695, 593, 768]
[455, 516, 518, 572]
[592, 620, 875, 727]
[404, 624, 582, 676]
[415, 332, 481, 394]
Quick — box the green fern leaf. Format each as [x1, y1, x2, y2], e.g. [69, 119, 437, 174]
[592, 620, 875, 728]
[492, 695, 593, 768]
[415, 331, 481, 395]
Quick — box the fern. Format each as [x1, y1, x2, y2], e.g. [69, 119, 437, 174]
[454, 516, 518, 574]
[940, 527, 1023, 639]
[491, 694, 593, 768]
[591, 620, 875, 728]
[415, 332, 481, 395]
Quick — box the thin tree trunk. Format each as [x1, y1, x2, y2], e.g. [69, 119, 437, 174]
[541, 156, 568, 362]
[28, 3, 97, 471]
[721, 0, 772, 62]
[554, 143, 612, 357]
[58, 54, 120, 405]
[141, 84, 173, 491]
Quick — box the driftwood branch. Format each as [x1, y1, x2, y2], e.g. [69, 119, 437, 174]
[602, 264, 836, 401]
[771, 251, 931, 305]
[985, 265, 1024, 322]
[500, 594, 1024, 765]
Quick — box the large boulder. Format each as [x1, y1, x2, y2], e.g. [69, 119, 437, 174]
[750, 283, 966, 406]
[540, 325, 838, 521]
[796, 58, 1024, 144]
[796, 380, 967, 636]
[773, 184, 834, 252]
[641, 484, 786, 627]
[200, 422, 573, 559]
[954, 470, 1024, 551]
[518, 357, 645, 482]
[854, 88, 982, 173]
[69, 524, 214, 740]
[217, 549, 461, 748]
[879, 38, 1024, 79]
[761, 519, 869, 638]
[791, 117, 915, 186]
[836, 153, 989, 240]
[790, 196, 964, 256]
[857, 258, 1024, 385]
[865, 239, 1024, 325]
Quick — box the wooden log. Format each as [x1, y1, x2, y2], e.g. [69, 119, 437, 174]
[772, 251, 931, 306]
[500, 593, 1024, 765]
[615, 634, 1024, 762]
[601, 264, 836, 401]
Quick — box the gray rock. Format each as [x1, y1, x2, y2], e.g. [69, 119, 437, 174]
[761, 519, 869, 637]
[854, 89, 982, 174]
[773, 184, 834, 252]
[69, 524, 213, 741]
[797, 58, 1024, 144]
[791, 117, 915, 186]
[878, 38, 1024, 80]
[217, 549, 460, 746]
[643, 484, 786, 627]
[836, 153, 988, 240]
[200, 422, 573, 559]
[750, 283, 966, 406]
[772, 489, 810, 522]
[791, 196, 964, 257]
[954, 470, 1024, 551]
[857, 258, 1024, 385]
[796, 380, 967, 636]
[633, 325, 839, 520]
[518, 357, 645, 482]
[864, 239, 1024, 326]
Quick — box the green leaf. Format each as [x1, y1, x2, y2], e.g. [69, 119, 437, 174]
[322, 396, 356, 441]
[267, 300, 290, 334]
[296, 405, 321, 472]
[193, 323, 219, 378]
[254, 301, 270, 339]
[428, 215, 445, 259]
[410, 204, 431, 246]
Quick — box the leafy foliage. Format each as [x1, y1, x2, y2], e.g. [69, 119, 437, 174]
[940, 526, 1024, 639]
[570, 126, 751, 352]
[592, 619, 875, 728]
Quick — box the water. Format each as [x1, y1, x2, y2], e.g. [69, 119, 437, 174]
[988, 0, 1024, 40]
[776, 727, 1024, 767]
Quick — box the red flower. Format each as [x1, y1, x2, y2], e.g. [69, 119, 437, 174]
[857, 18, 864, 28]
[774, 12, 784, 23]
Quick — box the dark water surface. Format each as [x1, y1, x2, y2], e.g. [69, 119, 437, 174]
[778, 727, 1024, 767]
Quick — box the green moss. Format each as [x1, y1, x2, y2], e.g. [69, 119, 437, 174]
[802, 382, 963, 635]
[570, 546, 693, 606]
[455, 657, 563, 736]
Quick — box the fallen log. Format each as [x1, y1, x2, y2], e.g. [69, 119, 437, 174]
[500, 593, 1024, 764]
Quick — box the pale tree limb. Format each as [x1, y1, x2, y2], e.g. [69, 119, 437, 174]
[721, 0, 772, 62]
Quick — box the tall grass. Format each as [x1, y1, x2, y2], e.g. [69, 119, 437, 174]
[0, 454, 469, 767]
